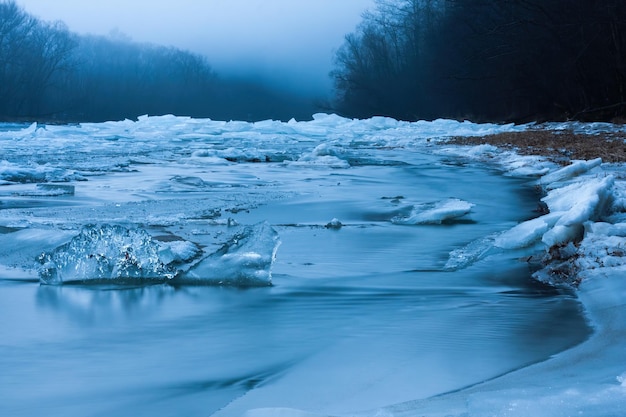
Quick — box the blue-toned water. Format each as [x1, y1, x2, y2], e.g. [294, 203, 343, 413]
[0, 117, 590, 416]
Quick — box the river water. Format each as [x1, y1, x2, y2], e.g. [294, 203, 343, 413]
[0, 116, 590, 416]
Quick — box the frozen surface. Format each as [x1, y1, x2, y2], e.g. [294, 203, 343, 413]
[0, 115, 623, 417]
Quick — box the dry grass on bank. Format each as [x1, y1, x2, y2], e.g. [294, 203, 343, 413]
[447, 129, 626, 164]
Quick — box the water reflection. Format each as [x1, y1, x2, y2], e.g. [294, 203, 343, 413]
[34, 282, 277, 328]
[36, 284, 176, 325]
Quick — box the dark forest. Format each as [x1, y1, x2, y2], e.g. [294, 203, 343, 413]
[2, 0, 626, 123]
[0, 1, 315, 122]
[333, 0, 626, 122]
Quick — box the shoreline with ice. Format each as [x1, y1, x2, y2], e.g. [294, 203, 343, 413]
[244, 122, 626, 416]
[1, 116, 625, 416]
[366, 129, 626, 417]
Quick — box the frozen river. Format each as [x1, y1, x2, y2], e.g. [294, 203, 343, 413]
[0, 116, 591, 416]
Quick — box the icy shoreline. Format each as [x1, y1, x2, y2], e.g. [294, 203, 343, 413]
[244, 124, 626, 416]
[364, 142, 626, 417]
[1, 115, 624, 416]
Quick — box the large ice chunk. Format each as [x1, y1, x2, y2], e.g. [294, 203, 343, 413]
[541, 176, 615, 247]
[38, 225, 181, 285]
[494, 211, 563, 249]
[289, 143, 350, 168]
[0, 160, 85, 184]
[181, 222, 280, 286]
[542, 176, 614, 214]
[493, 176, 615, 251]
[392, 198, 474, 225]
[38, 223, 279, 286]
[540, 158, 602, 187]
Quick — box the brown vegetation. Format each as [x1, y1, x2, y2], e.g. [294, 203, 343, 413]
[447, 130, 626, 164]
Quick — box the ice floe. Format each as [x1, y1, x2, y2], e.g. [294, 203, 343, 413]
[38, 222, 279, 286]
[539, 157, 603, 187]
[0, 160, 85, 184]
[392, 198, 474, 225]
[181, 222, 280, 286]
[38, 225, 181, 284]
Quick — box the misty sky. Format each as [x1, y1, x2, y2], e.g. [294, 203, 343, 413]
[18, 0, 375, 97]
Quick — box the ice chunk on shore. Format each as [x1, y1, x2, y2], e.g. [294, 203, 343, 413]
[450, 161, 615, 269]
[494, 212, 563, 249]
[585, 221, 626, 237]
[540, 158, 602, 187]
[492, 176, 615, 251]
[392, 198, 474, 225]
[542, 176, 614, 214]
[181, 222, 280, 286]
[541, 176, 615, 247]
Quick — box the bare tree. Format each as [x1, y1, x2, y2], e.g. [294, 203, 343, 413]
[332, 0, 626, 122]
[332, 0, 446, 119]
[0, 1, 75, 119]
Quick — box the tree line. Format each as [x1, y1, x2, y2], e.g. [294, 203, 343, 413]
[0, 0, 314, 122]
[332, 0, 626, 122]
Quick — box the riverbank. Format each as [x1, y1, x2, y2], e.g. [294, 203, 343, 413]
[378, 128, 626, 416]
[246, 125, 626, 417]
[448, 124, 626, 163]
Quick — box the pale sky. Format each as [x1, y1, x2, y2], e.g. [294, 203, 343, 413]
[17, 0, 375, 96]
